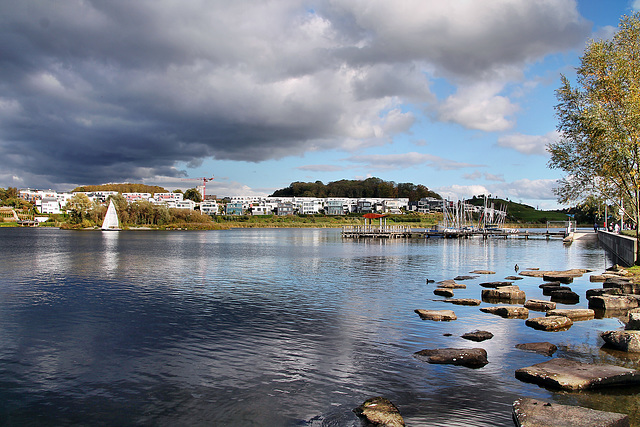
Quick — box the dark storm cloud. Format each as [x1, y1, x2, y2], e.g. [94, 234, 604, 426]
[0, 0, 591, 188]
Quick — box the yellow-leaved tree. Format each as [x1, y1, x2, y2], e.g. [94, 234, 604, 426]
[549, 12, 640, 238]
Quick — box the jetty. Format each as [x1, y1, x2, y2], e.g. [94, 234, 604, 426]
[342, 225, 572, 240]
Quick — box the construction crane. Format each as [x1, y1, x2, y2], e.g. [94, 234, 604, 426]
[181, 176, 214, 199]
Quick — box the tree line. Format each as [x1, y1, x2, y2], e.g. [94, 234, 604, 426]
[64, 193, 212, 228]
[270, 177, 441, 201]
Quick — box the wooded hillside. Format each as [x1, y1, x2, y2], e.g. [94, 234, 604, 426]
[271, 178, 441, 201]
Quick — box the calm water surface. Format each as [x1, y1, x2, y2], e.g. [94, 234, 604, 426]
[0, 227, 638, 426]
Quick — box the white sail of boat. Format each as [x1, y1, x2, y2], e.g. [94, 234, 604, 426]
[101, 200, 121, 231]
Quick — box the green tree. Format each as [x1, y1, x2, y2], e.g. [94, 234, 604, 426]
[184, 188, 203, 203]
[65, 193, 94, 224]
[549, 12, 640, 238]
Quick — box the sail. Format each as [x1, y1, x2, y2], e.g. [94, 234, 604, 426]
[101, 200, 121, 230]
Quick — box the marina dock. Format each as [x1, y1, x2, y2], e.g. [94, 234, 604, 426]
[341, 225, 571, 240]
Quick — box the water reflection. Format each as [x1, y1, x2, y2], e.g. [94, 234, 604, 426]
[0, 228, 631, 426]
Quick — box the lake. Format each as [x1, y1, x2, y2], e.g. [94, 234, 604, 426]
[0, 227, 637, 426]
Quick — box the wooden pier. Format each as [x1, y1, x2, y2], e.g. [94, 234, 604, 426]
[342, 226, 570, 240]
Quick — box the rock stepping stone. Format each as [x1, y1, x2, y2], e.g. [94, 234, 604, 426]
[550, 289, 580, 304]
[601, 330, 640, 352]
[586, 288, 622, 298]
[504, 275, 523, 280]
[515, 342, 557, 356]
[512, 397, 630, 427]
[626, 312, 640, 330]
[469, 270, 495, 274]
[479, 281, 513, 288]
[515, 357, 640, 390]
[414, 309, 457, 321]
[434, 288, 454, 297]
[542, 273, 576, 284]
[604, 280, 640, 295]
[480, 305, 529, 318]
[524, 299, 556, 311]
[413, 348, 488, 368]
[481, 286, 526, 304]
[539, 281, 562, 287]
[542, 285, 571, 296]
[454, 275, 478, 281]
[547, 308, 594, 321]
[436, 279, 466, 289]
[461, 330, 493, 342]
[442, 298, 481, 306]
[525, 315, 573, 331]
[588, 295, 640, 310]
[353, 396, 405, 427]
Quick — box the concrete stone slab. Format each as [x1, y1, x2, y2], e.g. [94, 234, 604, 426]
[515, 358, 640, 390]
[436, 279, 466, 288]
[626, 312, 640, 330]
[547, 308, 594, 321]
[514, 342, 557, 356]
[601, 330, 640, 352]
[353, 396, 405, 427]
[481, 286, 526, 304]
[413, 348, 488, 368]
[586, 288, 622, 298]
[588, 295, 639, 310]
[414, 309, 457, 321]
[433, 288, 454, 297]
[479, 281, 513, 288]
[525, 315, 573, 331]
[512, 398, 629, 427]
[550, 290, 580, 304]
[480, 305, 529, 318]
[524, 299, 556, 311]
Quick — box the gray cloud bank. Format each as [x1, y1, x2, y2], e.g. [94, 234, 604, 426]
[0, 0, 590, 188]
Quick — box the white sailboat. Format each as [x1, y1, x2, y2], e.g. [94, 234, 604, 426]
[101, 200, 121, 231]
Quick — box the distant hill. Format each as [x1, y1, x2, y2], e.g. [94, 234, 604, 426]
[71, 183, 168, 194]
[466, 196, 568, 223]
[270, 177, 441, 202]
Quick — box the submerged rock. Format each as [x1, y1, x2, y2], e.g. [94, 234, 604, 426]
[525, 315, 573, 331]
[433, 288, 454, 298]
[413, 348, 488, 368]
[601, 330, 640, 352]
[414, 309, 457, 321]
[515, 357, 640, 390]
[512, 397, 630, 427]
[524, 299, 556, 311]
[480, 305, 529, 318]
[353, 396, 405, 427]
[504, 275, 523, 280]
[443, 298, 481, 306]
[514, 342, 557, 356]
[469, 270, 495, 274]
[461, 330, 493, 342]
[454, 275, 478, 281]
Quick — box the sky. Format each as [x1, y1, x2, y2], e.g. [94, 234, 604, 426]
[1, 0, 638, 209]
